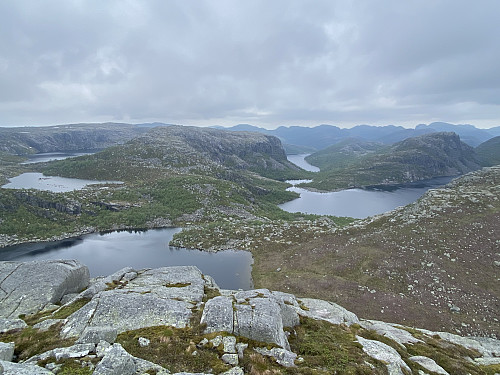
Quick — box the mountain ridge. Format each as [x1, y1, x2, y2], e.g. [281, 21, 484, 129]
[302, 132, 481, 190]
[221, 121, 499, 150]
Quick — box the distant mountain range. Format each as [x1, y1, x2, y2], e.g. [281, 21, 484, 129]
[218, 122, 500, 150]
[2, 121, 499, 156]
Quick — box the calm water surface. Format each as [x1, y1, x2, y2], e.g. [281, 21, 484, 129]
[287, 154, 320, 172]
[2, 172, 122, 192]
[279, 177, 453, 219]
[0, 228, 253, 290]
[22, 150, 99, 164]
[285, 154, 453, 218]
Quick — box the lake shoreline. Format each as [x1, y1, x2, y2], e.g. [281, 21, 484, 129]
[0, 223, 179, 250]
[1, 227, 254, 289]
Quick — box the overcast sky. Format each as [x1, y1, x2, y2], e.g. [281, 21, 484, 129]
[1, 1, 499, 129]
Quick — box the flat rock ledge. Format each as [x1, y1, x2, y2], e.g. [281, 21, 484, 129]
[1, 260, 500, 374]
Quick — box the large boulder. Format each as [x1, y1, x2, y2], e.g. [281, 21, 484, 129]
[357, 336, 411, 375]
[409, 356, 449, 375]
[201, 296, 234, 334]
[359, 320, 422, 347]
[0, 260, 89, 318]
[295, 298, 359, 326]
[234, 297, 288, 349]
[0, 342, 14, 361]
[201, 289, 299, 350]
[0, 318, 27, 333]
[62, 266, 206, 339]
[93, 343, 137, 375]
[0, 360, 54, 374]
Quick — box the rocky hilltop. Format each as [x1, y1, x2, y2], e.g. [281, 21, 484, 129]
[0, 123, 147, 155]
[303, 132, 481, 190]
[1, 260, 499, 374]
[126, 126, 297, 175]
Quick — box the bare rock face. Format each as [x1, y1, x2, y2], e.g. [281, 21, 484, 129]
[201, 289, 301, 350]
[0, 360, 54, 374]
[0, 260, 89, 318]
[62, 266, 207, 338]
[356, 336, 411, 375]
[294, 297, 359, 326]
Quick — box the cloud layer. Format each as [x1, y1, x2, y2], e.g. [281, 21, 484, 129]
[1, 0, 499, 128]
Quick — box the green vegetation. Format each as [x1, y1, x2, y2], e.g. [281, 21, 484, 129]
[20, 299, 90, 326]
[287, 317, 386, 374]
[0, 324, 75, 362]
[117, 326, 231, 374]
[283, 143, 317, 155]
[0, 151, 28, 185]
[304, 138, 383, 171]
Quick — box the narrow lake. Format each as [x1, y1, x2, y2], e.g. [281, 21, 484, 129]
[286, 153, 320, 172]
[2, 172, 122, 192]
[0, 228, 253, 290]
[285, 154, 454, 218]
[22, 150, 99, 164]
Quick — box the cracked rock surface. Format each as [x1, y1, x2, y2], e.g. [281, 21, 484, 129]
[0, 260, 89, 318]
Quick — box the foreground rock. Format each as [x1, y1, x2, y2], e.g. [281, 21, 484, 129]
[1, 261, 499, 374]
[62, 266, 205, 338]
[0, 260, 89, 318]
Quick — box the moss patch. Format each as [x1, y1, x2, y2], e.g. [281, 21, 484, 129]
[117, 326, 230, 374]
[19, 298, 90, 326]
[287, 317, 387, 374]
[0, 323, 75, 361]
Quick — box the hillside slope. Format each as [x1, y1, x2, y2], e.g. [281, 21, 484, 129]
[41, 126, 304, 181]
[303, 132, 480, 190]
[174, 166, 500, 337]
[304, 138, 384, 171]
[476, 136, 500, 166]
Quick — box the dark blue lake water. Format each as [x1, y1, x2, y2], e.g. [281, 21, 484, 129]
[0, 228, 253, 290]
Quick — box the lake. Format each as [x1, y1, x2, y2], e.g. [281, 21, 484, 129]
[285, 154, 454, 218]
[2, 172, 122, 192]
[286, 154, 320, 172]
[0, 228, 253, 290]
[22, 150, 99, 164]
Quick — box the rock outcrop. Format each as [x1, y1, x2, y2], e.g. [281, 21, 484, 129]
[1, 261, 499, 374]
[62, 266, 205, 338]
[0, 260, 89, 318]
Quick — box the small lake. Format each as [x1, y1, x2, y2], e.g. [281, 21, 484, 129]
[0, 228, 253, 290]
[2, 172, 122, 193]
[22, 150, 99, 164]
[279, 177, 454, 219]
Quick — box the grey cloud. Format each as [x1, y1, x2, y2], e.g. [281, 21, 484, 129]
[0, 0, 499, 128]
